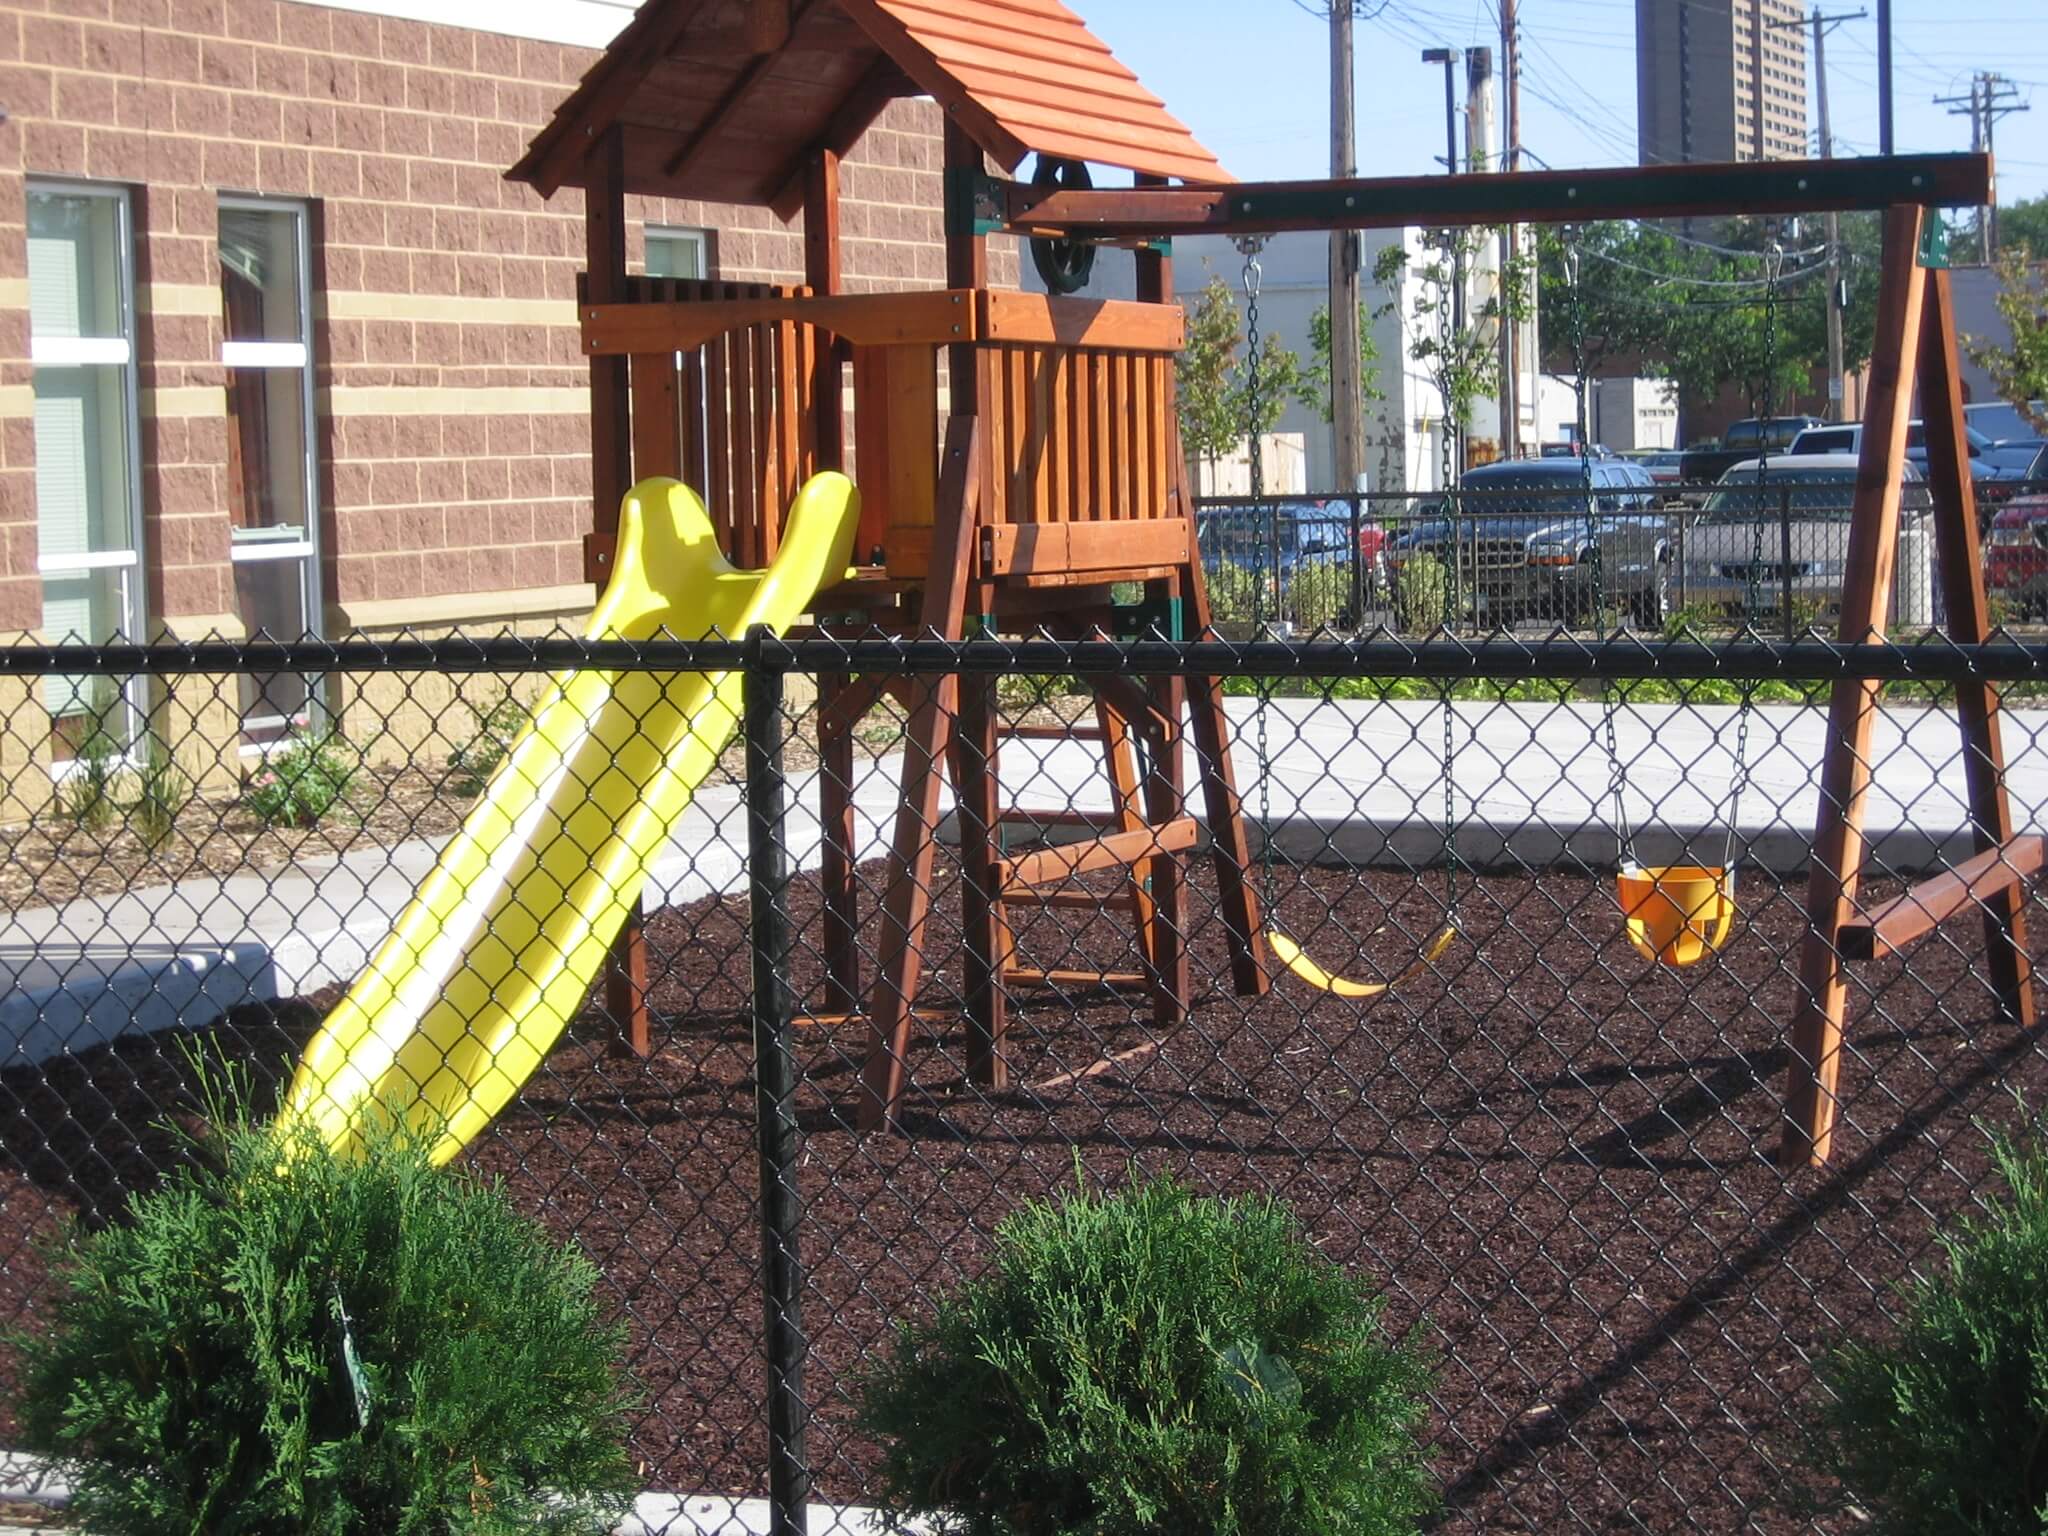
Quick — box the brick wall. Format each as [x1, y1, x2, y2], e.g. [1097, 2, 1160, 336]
[0, 0, 1008, 656]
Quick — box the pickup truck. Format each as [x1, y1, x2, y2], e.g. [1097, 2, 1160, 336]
[1677, 416, 1826, 489]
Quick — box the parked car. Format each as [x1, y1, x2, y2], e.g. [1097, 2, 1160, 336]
[1195, 499, 1385, 613]
[1620, 448, 1687, 496]
[1681, 455, 1933, 615]
[1986, 486, 2048, 616]
[1540, 441, 1613, 459]
[1677, 415, 1827, 489]
[1787, 419, 2036, 512]
[1965, 399, 2046, 444]
[1386, 457, 1672, 628]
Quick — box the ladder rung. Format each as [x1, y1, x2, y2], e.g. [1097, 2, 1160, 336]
[1839, 832, 2048, 959]
[997, 723, 1105, 740]
[1000, 818, 1200, 890]
[1004, 889, 1139, 911]
[1005, 968, 1151, 991]
[997, 807, 1125, 827]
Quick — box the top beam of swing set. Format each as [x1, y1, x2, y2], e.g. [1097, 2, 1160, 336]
[975, 153, 1991, 240]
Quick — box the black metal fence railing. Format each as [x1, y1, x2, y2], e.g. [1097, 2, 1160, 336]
[1195, 477, 2048, 636]
[5, 632, 2048, 1534]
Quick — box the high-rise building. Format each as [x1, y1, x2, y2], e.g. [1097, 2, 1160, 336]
[1638, 0, 1812, 165]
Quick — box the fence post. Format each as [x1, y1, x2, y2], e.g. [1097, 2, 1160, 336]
[744, 627, 810, 1536]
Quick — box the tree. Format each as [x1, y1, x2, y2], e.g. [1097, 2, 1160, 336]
[1173, 275, 1315, 477]
[1965, 246, 2048, 433]
[1303, 300, 1384, 423]
[1998, 193, 2048, 259]
[1373, 227, 1533, 449]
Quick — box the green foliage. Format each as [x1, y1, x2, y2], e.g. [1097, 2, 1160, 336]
[1393, 553, 1447, 634]
[245, 731, 359, 828]
[10, 1113, 636, 1536]
[1288, 561, 1353, 632]
[449, 691, 533, 796]
[1203, 561, 1274, 630]
[857, 1171, 1435, 1536]
[996, 674, 1085, 712]
[1803, 1119, 2048, 1534]
[1305, 300, 1385, 424]
[1964, 246, 2048, 437]
[1375, 227, 1534, 436]
[132, 739, 194, 851]
[1993, 197, 2048, 265]
[1537, 217, 1879, 417]
[59, 722, 123, 832]
[1175, 275, 1316, 476]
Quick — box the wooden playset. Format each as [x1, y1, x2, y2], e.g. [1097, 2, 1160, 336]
[513, 0, 2028, 1160]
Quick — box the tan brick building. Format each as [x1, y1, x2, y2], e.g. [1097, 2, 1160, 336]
[0, 0, 958, 770]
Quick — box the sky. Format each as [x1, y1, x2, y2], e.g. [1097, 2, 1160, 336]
[1080, 0, 2048, 205]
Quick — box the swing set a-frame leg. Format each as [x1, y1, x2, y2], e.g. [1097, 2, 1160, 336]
[1781, 206, 2037, 1169]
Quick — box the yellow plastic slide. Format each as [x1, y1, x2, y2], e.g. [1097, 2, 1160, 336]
[280, 473, 860, 1165]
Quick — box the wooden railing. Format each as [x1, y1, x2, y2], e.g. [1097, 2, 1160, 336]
[581, 285, 1186, 581]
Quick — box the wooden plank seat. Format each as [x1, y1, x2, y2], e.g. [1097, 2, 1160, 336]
[1837, 833, 2048, 961]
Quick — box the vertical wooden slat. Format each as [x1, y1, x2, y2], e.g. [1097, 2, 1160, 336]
[1090, 353, 1113, 519]
[1007, 346, 1030, 521]
[881, 347, 940, 551]
[629, 350, 683, 481]
[852, 345, 890, 558]
[985, 344, 1010, 527]
[752, 318, 779, 559]
[726, 286, 760, 568]
[775, 316, 802, 549]
[1149, 357, 1171, 516]
[703, 320, 733, 560]
[1069, 352, 1092, 521]
[1919, 265, 2036, 1028]
[1782, 204, 1928, 1168]
[1114, 354, 1138, 521]
[1049, 350, 1072, 523]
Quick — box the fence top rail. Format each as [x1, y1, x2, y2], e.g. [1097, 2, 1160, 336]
[12, 634, 2048, 683]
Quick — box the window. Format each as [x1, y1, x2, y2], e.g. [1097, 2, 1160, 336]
[645, 226, 709, 280]
[28, 180, 145, 758]
[220, 198, 321, 744]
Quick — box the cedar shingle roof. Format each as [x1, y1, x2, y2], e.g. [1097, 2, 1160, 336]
[506, 0, 1228, 209]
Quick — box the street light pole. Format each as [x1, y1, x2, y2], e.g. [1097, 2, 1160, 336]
[1424, 47, 1465, 477]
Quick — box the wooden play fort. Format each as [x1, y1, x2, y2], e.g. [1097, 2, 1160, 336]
[509, 0, 1269, 1134]
[514, 0, 2030, 1160]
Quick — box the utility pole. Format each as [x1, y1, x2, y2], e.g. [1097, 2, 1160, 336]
[1938, 73, 2029, 261]
[1329, 1, 1365, 495]
[1423, 47, 1464, 477]
[1499, 0, 1518, 456]
[1771, 8, 1864, 419]
[1876, 0, 1893, 154]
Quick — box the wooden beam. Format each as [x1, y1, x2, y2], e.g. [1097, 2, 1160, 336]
[804, 148, 843, 477]
[978, 292, 1186, 352]
[1000, 818, 1199, 890]
[980, 519, 1193, 579]
[583, 290, 979, 354]
[660, 0, 827, 181]
[1917, 263, 2037, 1028]
[860, 417, 983, 1134]
[743, 0, 790, 51]
[995, 153, 1993, 240]
[830, 0, 1032, 173]
[766, 55, 922, 217]
[1781, 203, 1928, 1171]
[1838, 835, 2048, 960]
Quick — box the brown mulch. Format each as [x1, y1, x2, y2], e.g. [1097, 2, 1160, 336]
[1, 858, 2042, 1535]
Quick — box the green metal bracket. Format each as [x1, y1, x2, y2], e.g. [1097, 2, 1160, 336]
[1918, 210, 1950, 269]
[1112, 595, 1182, 641]
[945, 167, 1008, 239]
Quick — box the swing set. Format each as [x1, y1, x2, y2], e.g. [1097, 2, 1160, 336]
[521, 0, 2020, 1163]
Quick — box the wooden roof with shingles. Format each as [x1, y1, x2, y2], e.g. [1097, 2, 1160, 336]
[506, 0, 1228, 211]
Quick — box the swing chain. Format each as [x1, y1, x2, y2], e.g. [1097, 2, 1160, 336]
[1562, 225, 1637, 868]
[1436, 231, 1462, 635]
[1725, 230, 1785, 867]
[1237, 235, 1278, 914]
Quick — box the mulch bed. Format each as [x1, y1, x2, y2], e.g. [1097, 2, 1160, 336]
[2, 856, 2042, 1535]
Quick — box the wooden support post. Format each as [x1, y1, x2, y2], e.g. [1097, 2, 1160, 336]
[956, 670, 1008, 1087]
[1781, 203, 1927, 1167]
[1177, 459, 1269, 997]
[1096, 689, 1162, 980]
[861, 418, 982, 1132]
[1916, 265, 2036, 1029]
[585, 128, 652, 1059]
[805, 147, 861, 1014]
[1143, 574, 1191, 1028]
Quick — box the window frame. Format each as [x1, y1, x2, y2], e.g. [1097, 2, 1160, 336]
[644, 225, 711, 281]
[218, 193, 324, 746]
[27, 177, 148, 762]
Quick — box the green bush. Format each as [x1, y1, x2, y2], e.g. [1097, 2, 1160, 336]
[857, 1171, 1435, 1536]
[58, 723, 123, 832]
[132, 740, 194, 850]
[1393, 552, 1447, 634]
[1204, 560, 1275, 631]
[245, 731, 359, 827]
[1288, 561, 1356, 632]
[448, 692, 533, 795]
[1804, 1123, 2048, 1535]
[11, 1114, 636, 1536]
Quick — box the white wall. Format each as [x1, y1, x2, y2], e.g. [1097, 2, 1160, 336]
[286, 0, 638, 47]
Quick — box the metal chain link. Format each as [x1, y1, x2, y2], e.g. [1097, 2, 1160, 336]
[1238, 237, 1277, 907]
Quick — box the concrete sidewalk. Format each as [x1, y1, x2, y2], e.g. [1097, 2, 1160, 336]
[6, 696, 2046, 1068]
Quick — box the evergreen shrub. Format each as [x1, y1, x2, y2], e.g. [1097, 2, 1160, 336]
[12, 1114, 636, 1536]
[858, 1171, 1435, 1536]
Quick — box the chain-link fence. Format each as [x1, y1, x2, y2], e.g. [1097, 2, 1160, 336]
[5, 630, 2048, 1533]
[1197, 477, 2048, 636]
